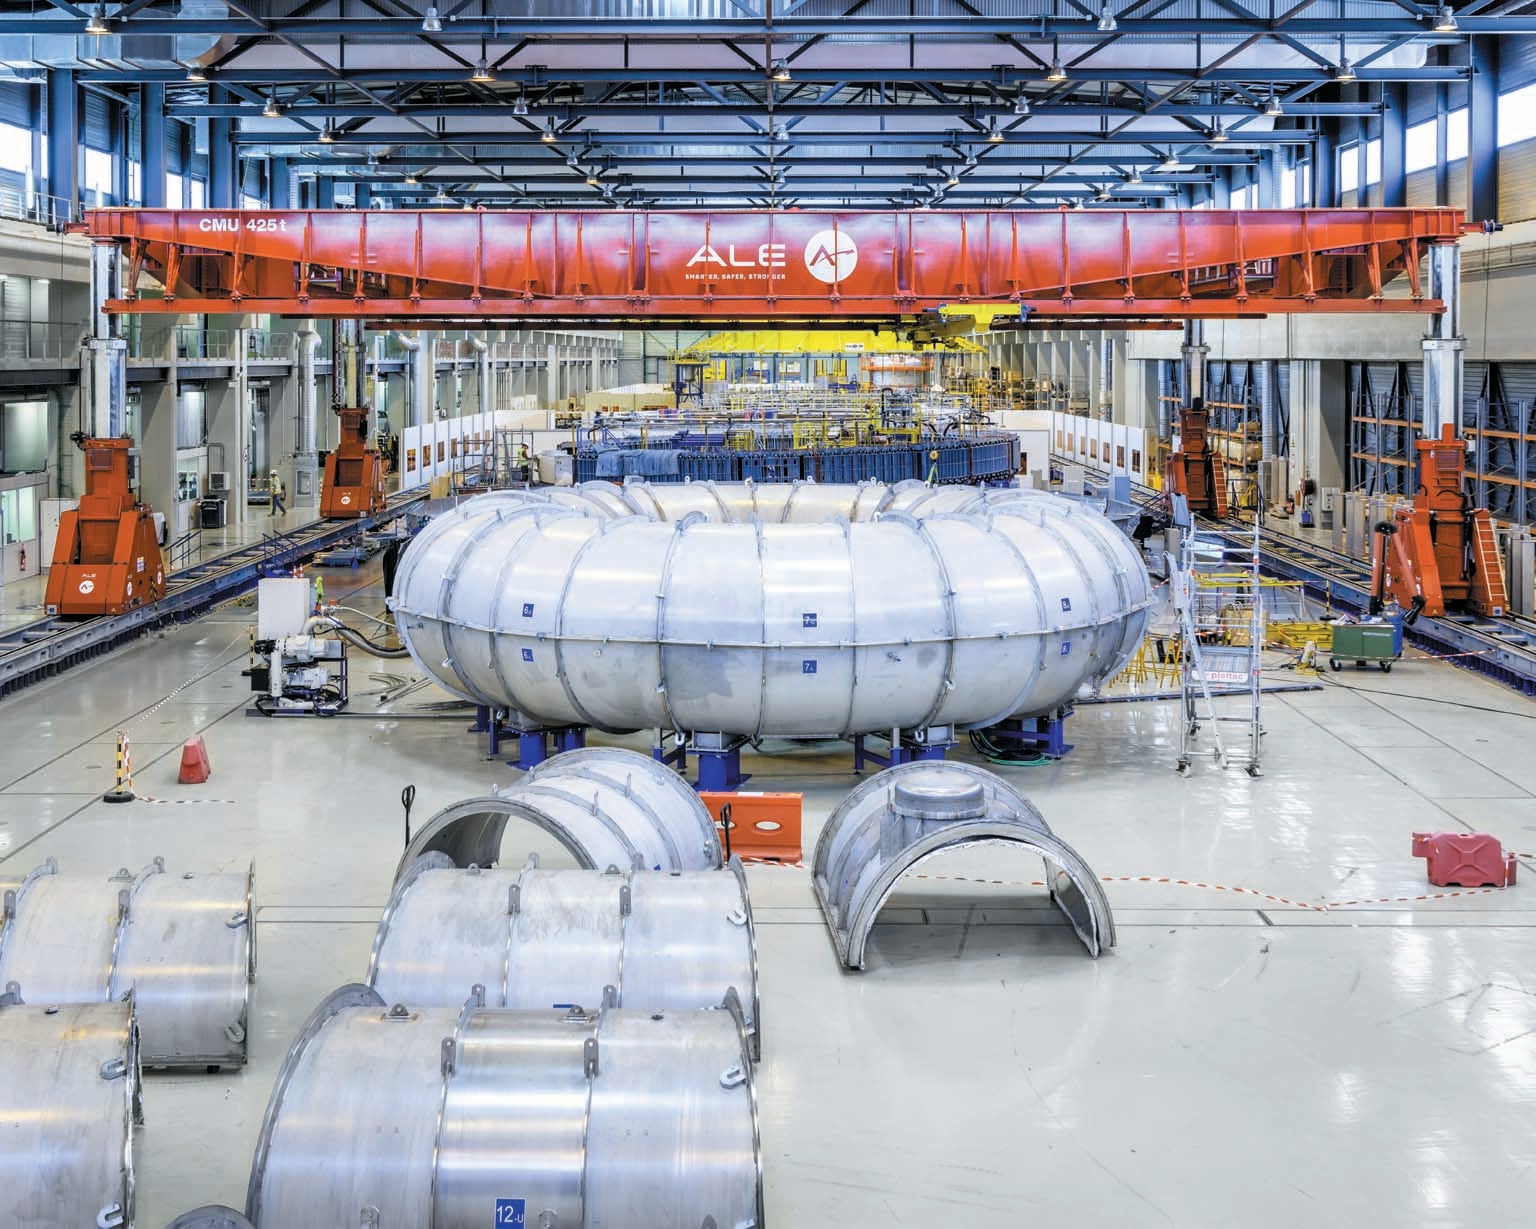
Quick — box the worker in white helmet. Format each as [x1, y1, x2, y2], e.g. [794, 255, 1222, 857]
[269, 469, 287, 516]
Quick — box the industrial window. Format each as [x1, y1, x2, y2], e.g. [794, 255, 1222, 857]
[241, 193, 263, 210]
[1338, 143, 1360, 193]
[189, 179, 205, 208]
[1446, 108, 1469, 161]
[1279, 165, 1296, 207]
[1117, 445, 1126, 467]
[1231, 183, 1256, 209]
[166, 172, 184, 205]
[0, 122, 29, 175]
[1499, 82, 1536, 147]
[1131, 448, 1142, 472]
[83, 148, 113, 198]
[1405, 120, 1437, 173]
[1363, 139, 1382, 187]
[127, 160, 140, 204]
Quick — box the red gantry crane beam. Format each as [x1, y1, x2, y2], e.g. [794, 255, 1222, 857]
[78, 207, 1470, 323]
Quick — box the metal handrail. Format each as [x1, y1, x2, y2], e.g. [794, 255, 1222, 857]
[166, 527, 203, 572]
[0, 189, 77, 231]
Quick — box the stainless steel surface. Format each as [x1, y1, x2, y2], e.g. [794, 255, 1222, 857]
[395, 746, 723, 879]
[0, 995, 139, 1229]
[812, 761, 1115, 968]
[0, 858, 255, 1067]
[246, 986, 763, 1229]
[392, 480, 1154, 738]
[369, 854, 760, 1057]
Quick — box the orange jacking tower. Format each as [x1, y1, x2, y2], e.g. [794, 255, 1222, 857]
[45, 437, 166, 617]
[1371, 425, 1506, 620]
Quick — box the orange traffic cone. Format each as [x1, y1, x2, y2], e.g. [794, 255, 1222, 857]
[178, 735, 211, 785]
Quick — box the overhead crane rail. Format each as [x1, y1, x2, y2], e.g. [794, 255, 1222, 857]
[78, 208, 1468, 323]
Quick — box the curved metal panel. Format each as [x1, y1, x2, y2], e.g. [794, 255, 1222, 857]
[811, 762, 1116, 968]
[394, 747, 723, 881]
[392, 481, 1153, 738]
[368, 858, 760, 1057]
[0, 859, 256, 1068]
[246, 984, 449, 1229]
[246, 996, 763, 1229]
[0, 996, 139, 1229]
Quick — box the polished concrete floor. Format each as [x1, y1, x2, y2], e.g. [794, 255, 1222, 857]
[2, 553, 1534, 1228]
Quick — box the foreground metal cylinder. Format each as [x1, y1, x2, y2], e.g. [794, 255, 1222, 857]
[0, 858, 255, 1068]
[392, 480, 1153, 738]
[247, 986, 763, 1229]
[396, 746, 723, 879]
[813, 761, 1116, 968]
[0, 992, 140, 1229]
[370, 854, 760, 1057]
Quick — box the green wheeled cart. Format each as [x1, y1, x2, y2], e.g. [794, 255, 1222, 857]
[1328, 622, 1400, 673]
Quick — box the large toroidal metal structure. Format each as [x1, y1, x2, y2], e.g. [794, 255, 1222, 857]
[0, 993, 140, 1229]
[395, 746, 724, 878]
[391, 480, 1153, 740]
[0, 858, 256, 1068]
[371, 854, 761, 1058]
[813, 762, 1115, 968]
[245, 985, 763, 1229]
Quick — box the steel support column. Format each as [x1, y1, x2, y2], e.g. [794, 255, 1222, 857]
[47, 68, 76, 215]
[270, 158, 289, 208]
[1181, 320, 1208, 408]
[141, 84, 166, 209]
[1422, 244, 1464, 439]
[1381, 84, 1406, 208]
[1469, 35, 1499, 223]
[208, 88, 235, 209]
[84, 244, 127, 439]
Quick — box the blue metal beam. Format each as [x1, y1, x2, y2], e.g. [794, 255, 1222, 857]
[1380, 82, 1406, 207]
[1469, 34, 1499, 223]
[46, 68, 76, 212]
[141, 82, 165, 208]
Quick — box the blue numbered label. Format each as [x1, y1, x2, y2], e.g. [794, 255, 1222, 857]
[522, 603, 535, 617]
[521, 648, 534, 663]
[1059, 642, 1072, 657]
[802, 612, 818, 628]
[1060, 597, 1072, 612]
[802, 660, 818, 674]
[495, 1199, 526, 1227]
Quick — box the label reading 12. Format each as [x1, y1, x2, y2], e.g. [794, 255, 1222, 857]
[495, 1198, 526, 1227]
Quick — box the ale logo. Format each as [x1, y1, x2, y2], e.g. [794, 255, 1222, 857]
[803, 229, 857, 284]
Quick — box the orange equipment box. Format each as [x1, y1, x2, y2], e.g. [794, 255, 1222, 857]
[698, 791, 803, 864]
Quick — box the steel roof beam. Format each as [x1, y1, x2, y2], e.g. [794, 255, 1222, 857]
[241, 129, 1312, 146]
[10, 15, 1533, 35]
[177, 101, 1381, 118]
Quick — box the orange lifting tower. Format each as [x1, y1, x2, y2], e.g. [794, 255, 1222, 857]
[1166, 397, 1230, 518]
[45, 437, 166, 617]
[1371, 425, 1506, 620]
[320, 406, 387, 519]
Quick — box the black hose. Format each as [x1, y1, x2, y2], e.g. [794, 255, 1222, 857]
[332, 624, 413, 658]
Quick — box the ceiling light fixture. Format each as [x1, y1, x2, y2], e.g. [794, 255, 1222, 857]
[988, 118, 1004, 142]
[184, 62, 207, 83]
[472, 58, 495, 84]
[1096, 4, 1118, 32]
[1263, 92, 1283, 117]
[263, 92, 283, 119]
[1014, 93, 1031, 117]
[404, 172, 419, 185]
[1334, 58, 1356, 83]
[771, 59, 791, 82]
[541, 120, 557, 142]
[422, 6, 442, 33]
[946, 172, 961, 186]
[1209, 122, 1229, 143]
[1432, 5, 1457, 33]
[1046, 54, 1067, 83]
[1160, 151, 1181, 170]
[773, 123, 789, 141]
[1125, 167, 1142, 184]
[85, 4, 111, 36]
[318, 125, 336, 144]
[431, 190, 455, 204]
[586, 173, 602, 186]
[513, 94, 529, 117]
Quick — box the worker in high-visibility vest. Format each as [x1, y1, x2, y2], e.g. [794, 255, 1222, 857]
[311, 572, 325, 614]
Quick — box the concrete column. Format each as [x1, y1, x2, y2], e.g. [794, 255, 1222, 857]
[1289, 358, 1349, 492]
[207, 344, 251, 524]
[409, 333, 431, 427]
[1181, 320, 1208, 408]
[137, 379, 176, 529]
[1111, 339, 1158, 432]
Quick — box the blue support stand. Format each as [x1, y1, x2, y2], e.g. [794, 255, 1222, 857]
[652, 733, 752, 792]
[975, 709, 1075, 760]
[852, 727, 957, 772]
[474, 707, 586, 768]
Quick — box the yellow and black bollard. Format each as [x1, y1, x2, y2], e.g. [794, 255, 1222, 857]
[103, 730, 135, 803]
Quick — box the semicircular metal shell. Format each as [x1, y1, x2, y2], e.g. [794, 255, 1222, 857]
[812, 761, 1116, 968]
